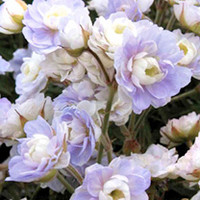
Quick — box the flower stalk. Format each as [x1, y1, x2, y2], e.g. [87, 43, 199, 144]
[97, 81, 117, 164]
[57, 172, 74, 194]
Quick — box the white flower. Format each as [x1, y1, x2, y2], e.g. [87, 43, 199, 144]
[132, 56, 164, 85]
[78, 51, 115, 86]
[191, 191, 200, 200]
[160, 112, 200, 147]
[173, 29, 200, 79]
[109, 87, 132, 126]
[173, 1, 200, 35]
[41, 49, 86, 83]
[88, 13, 136, 68]
[59, 8, 92, 55]
[0, 94, 54, 145]
[15, 52, 47, 102]
[88, 0, 108, 16]
[0, 0, 27, 34]
[137, 0, 154, 13]
[130, 144, 178, 179]
[175, 132, 200, 181]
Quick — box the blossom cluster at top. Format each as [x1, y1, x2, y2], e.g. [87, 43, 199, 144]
[0, 0, 200, 199]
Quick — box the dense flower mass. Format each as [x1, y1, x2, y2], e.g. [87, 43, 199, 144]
[89, 0, 154, 21]
[1, 0, 200, 199]
[22, 0, 86, 53]
[6, 116, 70, 182]
[71, 157, 151, 200]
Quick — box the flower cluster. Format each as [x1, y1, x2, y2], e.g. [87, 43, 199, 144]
[0, 0, 200, 199]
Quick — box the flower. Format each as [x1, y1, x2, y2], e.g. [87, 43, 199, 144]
[89, 0, 154, 21]
[160, 112, 200, 147]
[9, 46, 32, 79]
[105, 0, 154, 21]
[58, 107, 101, 166]
[173, 29, 200, 79]
[0, 0, 27, 34]
[71, 157, 151, 200]
[58, 7, 92, 56]
[88, 12, 137, 69]
[54, 77, 132, 126]
[15, 51, 48, 103]
[6, 116, 70, 182]
[88, 0, 108, 16]
[41, 48, 86, 83]
[114, 20, 192, 114]
[130, 144, 178, 179]
[175, 132, 200, 182]
[0, 93, 53, 145]
[78, 51, 115, 86]
[191, 191, 200, 200]
[0, 55, 12, 74]
[22, 0, 85, 53]
[173, 1, 200, 35]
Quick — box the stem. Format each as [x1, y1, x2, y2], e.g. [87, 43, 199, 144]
[128, 112, 135, 133]
[57, 172, 74, 194]
[30, 185, 40, 200]
[67, 164, 83, 185]
[134, 107, 152, 138]
[171, 86, 199, 103]
[166, 12, 176, 30]
[87, 48, 111, 84]
[97, 82, 117, 164]
[120, 125, 131, 138]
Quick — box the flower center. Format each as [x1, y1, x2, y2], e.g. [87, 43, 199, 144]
[21, 53, 44, 83]
[110, 189, 125, 200]
[132, 56, 164, 85]
[26, 134, 50, 163]
[44, 6, 71, 30]
[177, 38, 197, 65]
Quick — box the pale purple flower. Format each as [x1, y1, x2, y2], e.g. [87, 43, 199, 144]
[89, 0, 154, 21]
[59, 107, 101, 166]
[22, 0, 85, 53]
[0, 56, 11, 74]
[114, 20, 192, 114]
[6, 116, 70, 182]
[71, 157, 151, 200]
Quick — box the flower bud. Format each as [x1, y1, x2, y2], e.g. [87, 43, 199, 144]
[0, 0, 27, 34]
[160, 112, 200, 147]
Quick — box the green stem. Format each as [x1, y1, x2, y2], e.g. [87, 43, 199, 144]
[154, 9, 162, 25]
[97, 83, 117, 164]
[166, 12, 176, 30]
[171, 86, 199, 103]
[134, 107, 152, 138]
[30, 185, 40, 200]
[67, 164, 83, 185]
[120, 125, 131, 138]
[87, 48, 111, 84]
[57, 173, 74, 194]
